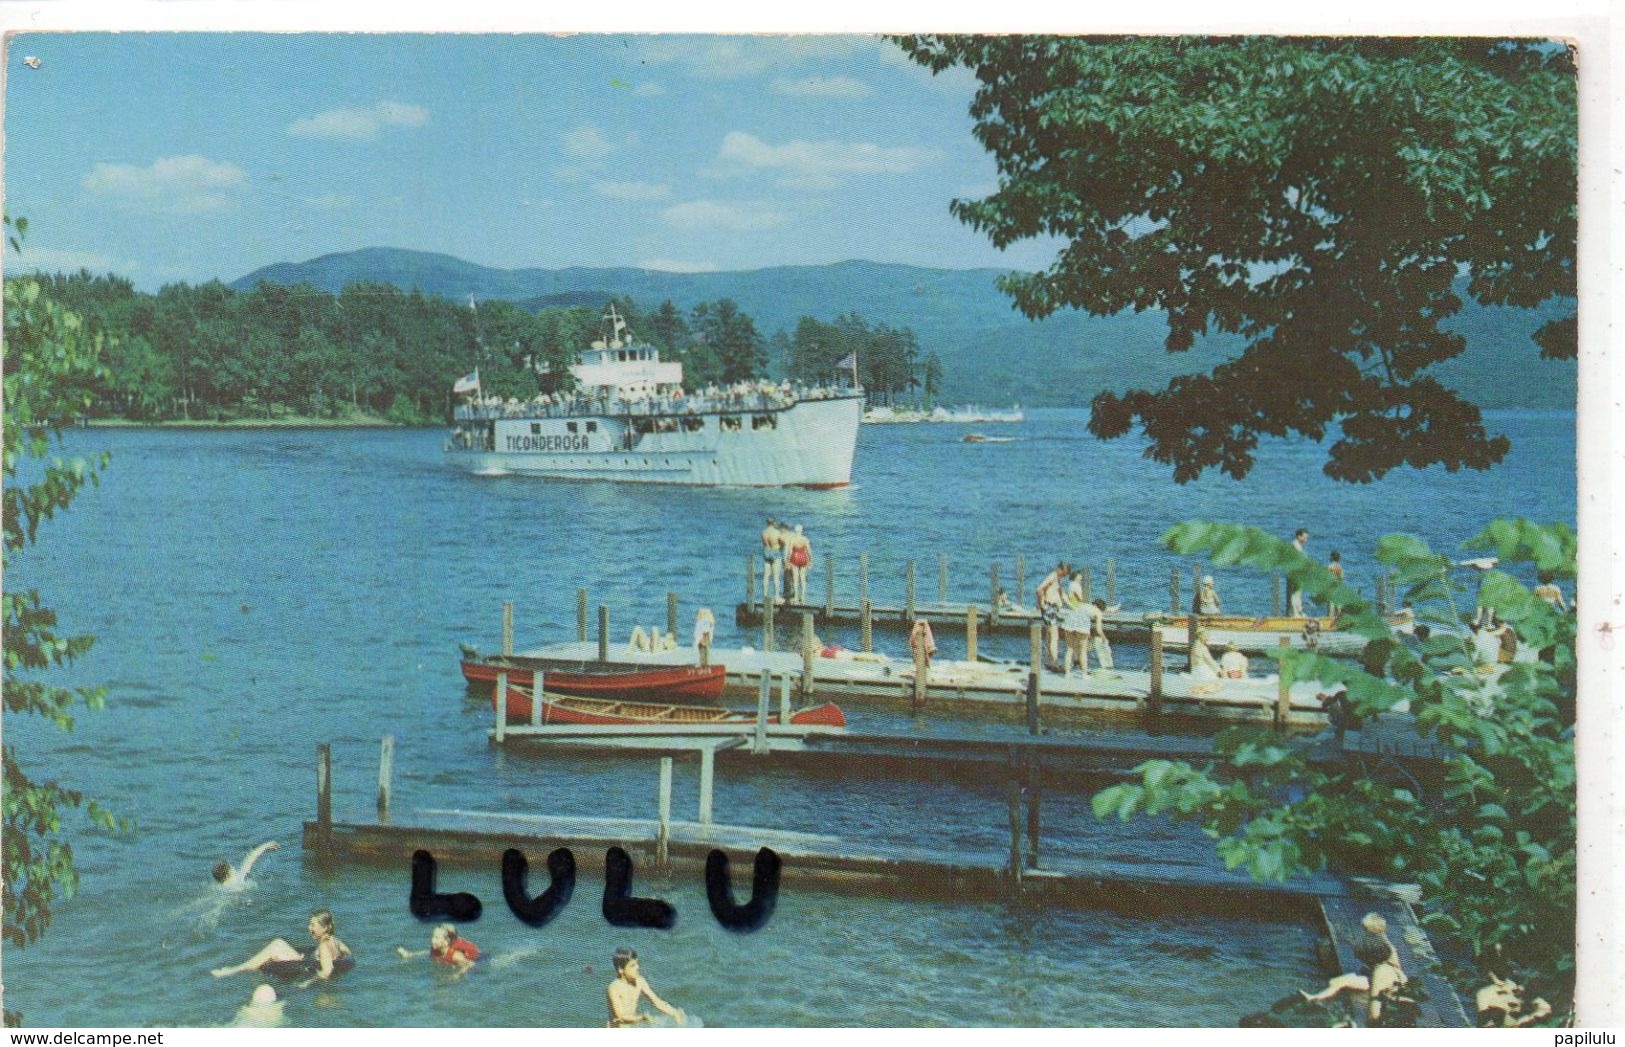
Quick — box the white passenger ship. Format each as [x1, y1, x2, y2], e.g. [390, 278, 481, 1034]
[447, 308, 865, 487]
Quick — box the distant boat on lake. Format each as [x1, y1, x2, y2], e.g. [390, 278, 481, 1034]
[864, 404, 1025, 424]
[447, 306, 864, 487]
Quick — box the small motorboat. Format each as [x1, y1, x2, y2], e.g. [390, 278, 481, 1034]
[461, 653, 727, 702]
[492, 682, 847, 729]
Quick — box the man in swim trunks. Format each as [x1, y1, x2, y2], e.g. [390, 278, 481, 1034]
[1287, 529, 1309, 616]
[760, 517, 783, 609]
[1034, 561, 1070, 669]
[606, 947, 685, 1027]
[212, 909, 354, 987]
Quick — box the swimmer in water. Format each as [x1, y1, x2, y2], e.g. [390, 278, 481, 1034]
[212, 841, 279, 890]
[397, 923, 480, 977]
[232, 984, 285, 1027]
[606, 947, 685, 1027]
[212, 909, 354, 988]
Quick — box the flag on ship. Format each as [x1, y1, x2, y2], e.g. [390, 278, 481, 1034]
[453, 370, 480, 394]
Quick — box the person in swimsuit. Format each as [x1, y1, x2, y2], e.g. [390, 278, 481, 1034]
[1326, 552, 1345, 618]
[693, 607, 716, 669]
[1299, 913, 1418, 1027]
[212, 909, 354, 986]
[397, 923, 479, 977]
[1088, 599, 1114, 674]
[787, 524, 812, 605]
[1034, 561, 1071, 670]
[212, 840, 279, 890]
[1197, 575, 1221, 616]
[1188, 628, 1222, 680]
[1533, 571, 1569, 612]
[760, 517, 783, 608]
[1219, 642, 1249, 679]
[1060, 574, 1092, 675]
[606, 947, 685, 1027]
[1287, 529, 1309, 616]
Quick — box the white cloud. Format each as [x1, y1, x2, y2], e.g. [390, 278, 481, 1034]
[660, 200, 789, 232]
[638, 257, 719, 273]
[593, 180, 672, 202]
[714, 131, 938, 190]
[769, 75, 871, 99]
[562, 124, 614, 160]
[82, 154, 247, 213]
[286, 101, 429, 141]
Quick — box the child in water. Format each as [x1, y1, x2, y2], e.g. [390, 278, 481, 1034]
[606, 947, 685, 1027]
[397, 923, 480, 977]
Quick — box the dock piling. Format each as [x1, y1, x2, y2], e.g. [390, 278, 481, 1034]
[990, 563, 1001, 625]
[1148, 629, 1164, 720]
[746, 555, 757, 612]
[1082, 566, 1092, 603]
[1006, 771, 1023, 884]
[657, 757, 672, 870]
[859, 551, 869, 605]
[1026, 757, 1041, 869]
[1275, 636, 1292, 729]
[1027, 622, 1042, 736]
[860, 598, 873, 653]
[502, 600, 514, 657]
[598, 606, 609, 662]
[912, 637, 928, 714]
[779, 674, 792, 724]
[825, 554, 835, 618]
[698, 746, 715, 826]
[1271, 574, 1281, 617]
[1107, 558, 1116, 605]
[763, 599, 775, 653]
[1170, 567, 1181, 615]
[1016, 556, 1026, 605]
[800, 613, 816, 698]
[1192, 564, 1202, 613]
[906, 560, 916, 621]
[315, 743, 332, 848]
[494, 671, 508, 743]
[577, 589, 588, 642]
[753, 674, 770, 754]
[938, 554, 948, 605]
[376, 735, 394, 824]
[530, 669, 543, 727]
[667, 592, 678, 643]
[965, 604, 978, 662]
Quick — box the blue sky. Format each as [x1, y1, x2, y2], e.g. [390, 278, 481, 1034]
[4, 33, 1067, 290]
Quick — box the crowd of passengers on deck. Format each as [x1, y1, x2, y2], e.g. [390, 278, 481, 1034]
[453, 380, 851, 421]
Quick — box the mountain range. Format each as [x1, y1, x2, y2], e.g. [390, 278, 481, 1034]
[231, 247, 1576, 410]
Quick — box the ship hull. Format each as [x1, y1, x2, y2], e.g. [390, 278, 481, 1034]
[447, 394, 863, 487]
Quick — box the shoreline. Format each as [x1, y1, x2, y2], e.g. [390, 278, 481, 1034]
[83, 416, 434, 430]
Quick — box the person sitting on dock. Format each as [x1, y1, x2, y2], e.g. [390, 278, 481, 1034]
[212, 909, 354, 986]
[212, 840, 280, 891]
[1219, 642, 1249, 679]
[1188, 628, 1222, 680]
[694, 607, 716, 669]
[397, 923, 480, 976]
[1299, 913, 1418, 1027]
[1476, 972, 1553, 1027]
[606, 947, 686, 1027]
[1197, 575, 1222, 616]
[1034, 561, 1071, 671]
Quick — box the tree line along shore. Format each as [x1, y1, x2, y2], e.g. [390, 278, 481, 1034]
[32, 272, 944, 426]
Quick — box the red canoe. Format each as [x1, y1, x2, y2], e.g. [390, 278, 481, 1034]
[461, 657, 727, 702]
[492, 683, 847, 729]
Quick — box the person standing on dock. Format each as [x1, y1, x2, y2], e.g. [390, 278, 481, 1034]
[1034, 560, 1070, 670]
[693, 607, 716, 668]
[787, 524, 812, 605]
[606, 947, 686, 1027]
[1060, 577, 1092, 676]
[1325, 551, 1345, 618]
[1088, 599, 1115, 675]
[760, 518, 784, 608]
[1287, 529, 1310, 616]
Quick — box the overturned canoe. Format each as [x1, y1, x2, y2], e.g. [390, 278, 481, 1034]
[492, 681, 847, 729]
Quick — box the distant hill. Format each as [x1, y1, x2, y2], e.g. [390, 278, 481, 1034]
[230, 248, 1576, 410]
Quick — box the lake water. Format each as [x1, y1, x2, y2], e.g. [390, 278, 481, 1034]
[4, 409, 1574, 1026]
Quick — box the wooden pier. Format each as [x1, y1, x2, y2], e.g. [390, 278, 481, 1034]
[303, 739, 1466, 1025]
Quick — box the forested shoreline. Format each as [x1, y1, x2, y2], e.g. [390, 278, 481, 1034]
[35, 272, 940, 424]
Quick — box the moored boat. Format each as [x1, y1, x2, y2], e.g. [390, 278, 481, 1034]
[461, 655, 727, 702]
[492, 683, 847, 729]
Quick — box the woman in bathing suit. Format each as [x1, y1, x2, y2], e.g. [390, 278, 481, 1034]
[212, 909, 354, 985]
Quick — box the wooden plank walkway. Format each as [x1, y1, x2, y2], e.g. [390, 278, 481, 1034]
[1319, 892, 1470, 1027]
[735, 600, 1369, 657]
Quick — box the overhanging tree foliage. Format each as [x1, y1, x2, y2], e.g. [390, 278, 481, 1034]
[891, 36, 1577, 482]
[1093, 519, 1575, 1021]
[3, 219, 128, 1026]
